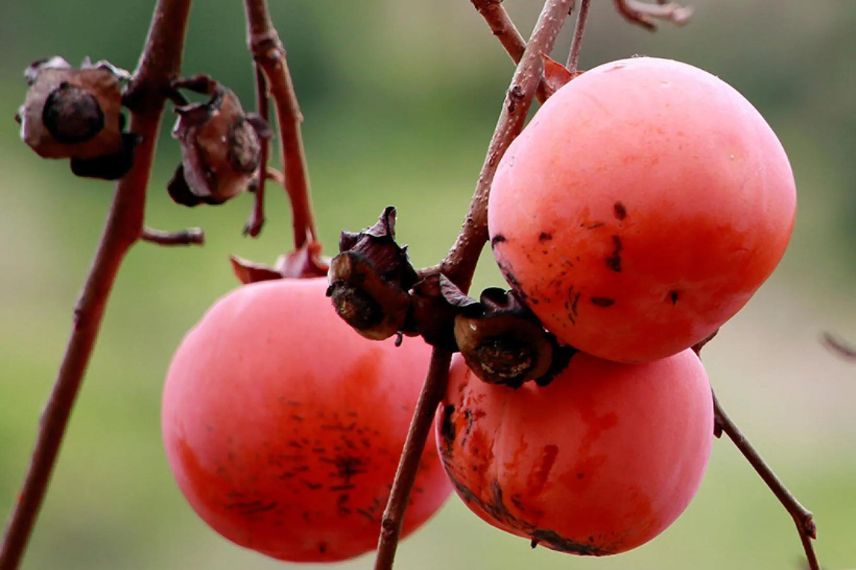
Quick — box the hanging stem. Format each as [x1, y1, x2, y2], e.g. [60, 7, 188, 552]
[567, 0, 592, 72]
[243, 64, 270, 238]
[243, 0, 316, 249]
[373, 2, 574, 568]
[0, 1, 193, 568]
[713, 393, 819, 570]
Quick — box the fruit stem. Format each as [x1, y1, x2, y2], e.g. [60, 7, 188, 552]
[713, 392, 820, 570]
[0, 0, 193, 567]
[243, 64, 270, 238]
[374, 1, 573, 568]
[243, 0, 317, 249]
[566, 0, 591, 73]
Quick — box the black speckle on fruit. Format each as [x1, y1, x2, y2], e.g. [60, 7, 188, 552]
[605, 236, 622, 272]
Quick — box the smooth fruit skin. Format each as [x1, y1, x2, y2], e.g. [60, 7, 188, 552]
[162, 278, 451, 562]
[488, 56, 796, 363]
[436, 351, 713, 555]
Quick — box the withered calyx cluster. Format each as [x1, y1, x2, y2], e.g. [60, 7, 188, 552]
[327, 208, 576, 388]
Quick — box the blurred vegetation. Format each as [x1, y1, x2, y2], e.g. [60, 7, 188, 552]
[1, 1, 855, 569]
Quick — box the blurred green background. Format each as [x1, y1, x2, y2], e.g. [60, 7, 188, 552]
[1, 0, 855, 568]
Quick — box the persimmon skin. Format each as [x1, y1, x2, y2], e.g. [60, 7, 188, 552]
[488, 56, 796, 363]
[162, 278, 451, 562]
[436, 351, 713, 555]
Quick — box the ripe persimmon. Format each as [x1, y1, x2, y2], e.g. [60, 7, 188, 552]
[489, 56, 796, 362]
[162, 278, 451, 562]
[437, 350, 713, 555]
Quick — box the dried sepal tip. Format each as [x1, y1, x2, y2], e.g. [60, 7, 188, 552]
[327, 207, 417, 341]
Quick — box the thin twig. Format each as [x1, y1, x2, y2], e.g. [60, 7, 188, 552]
[613, 0, 693, 31]
[469, 0, 552, 103]
[243, 64, 270, 238]
[0, 1, 193, 568]
[713, 392, 819, 570]
[373, 349, 453, 570]
[373, 2, 573, 568]
[566, 0, 591, 72]
[141, 226, 205, 246]
[441, 0, 573, 291]
[243, 0, 316, 249]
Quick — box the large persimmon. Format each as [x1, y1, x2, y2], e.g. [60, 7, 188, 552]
[437, 350, 713, 555]
[162, 278, 451, 562]
[488, 56, 796, 362]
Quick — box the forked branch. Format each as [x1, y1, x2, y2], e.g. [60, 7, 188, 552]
[374, 1, 574, 568]
[243, 0, 316, 249]
[0, 0, 194, 568]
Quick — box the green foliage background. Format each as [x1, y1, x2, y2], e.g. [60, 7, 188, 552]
[1, 1, 854, 568]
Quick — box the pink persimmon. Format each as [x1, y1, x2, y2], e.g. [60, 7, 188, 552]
[437, 350, 713, 555]
[489, 56, 796, 362]
[162, 278, 451, 562]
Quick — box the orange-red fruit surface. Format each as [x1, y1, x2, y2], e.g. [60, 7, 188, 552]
[488, 56, 796, 362]
[437, 350, 713, 555]
[162, 278, 451, 562]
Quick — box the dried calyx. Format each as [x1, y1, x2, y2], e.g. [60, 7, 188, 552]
[230, 239, 330, 284]
[167, 75, 271, 207]
[442, 279, 574, 388]
[17, 56, 137, 179]
[327, 207, 418, 341]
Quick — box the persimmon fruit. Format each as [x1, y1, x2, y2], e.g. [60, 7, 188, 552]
[488, 56, 796, 362]
[161, 278, 451, 562]
[436, 350, 713, 555]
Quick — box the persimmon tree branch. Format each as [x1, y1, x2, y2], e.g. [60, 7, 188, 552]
[373, 2, 573, 568]
[713, 392, 819, 570]
[142, 226, 204, 246]
[0, 0, 193, 568]
[243, 0, 316, 249]
[469, 0, 551, 103]
[567, 0, 592, 72]
[614, 0, 693, 30]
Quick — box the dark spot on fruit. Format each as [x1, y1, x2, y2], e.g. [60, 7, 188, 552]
[530, 528, 610, 556]
[613, 201, 627, 220]
[301, 479, 322, 490]
[318, 541, 328, 554]
[440, 404, 456, 447]
[577, 472, 585, 480]
[224, 499, 277, 517]
[490, 234, 507, 248]
[669, 290, 679, 304]
[565, 286, 581, 324]
[538, 232, 552, 242]
[582, 222, 605, 230]
[337, 493, 351, 514]
[527, 445, 559, 494]
[590, 297, 615, 307]
[605, 235, 622, 272]
[531, 538, 540, 549]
